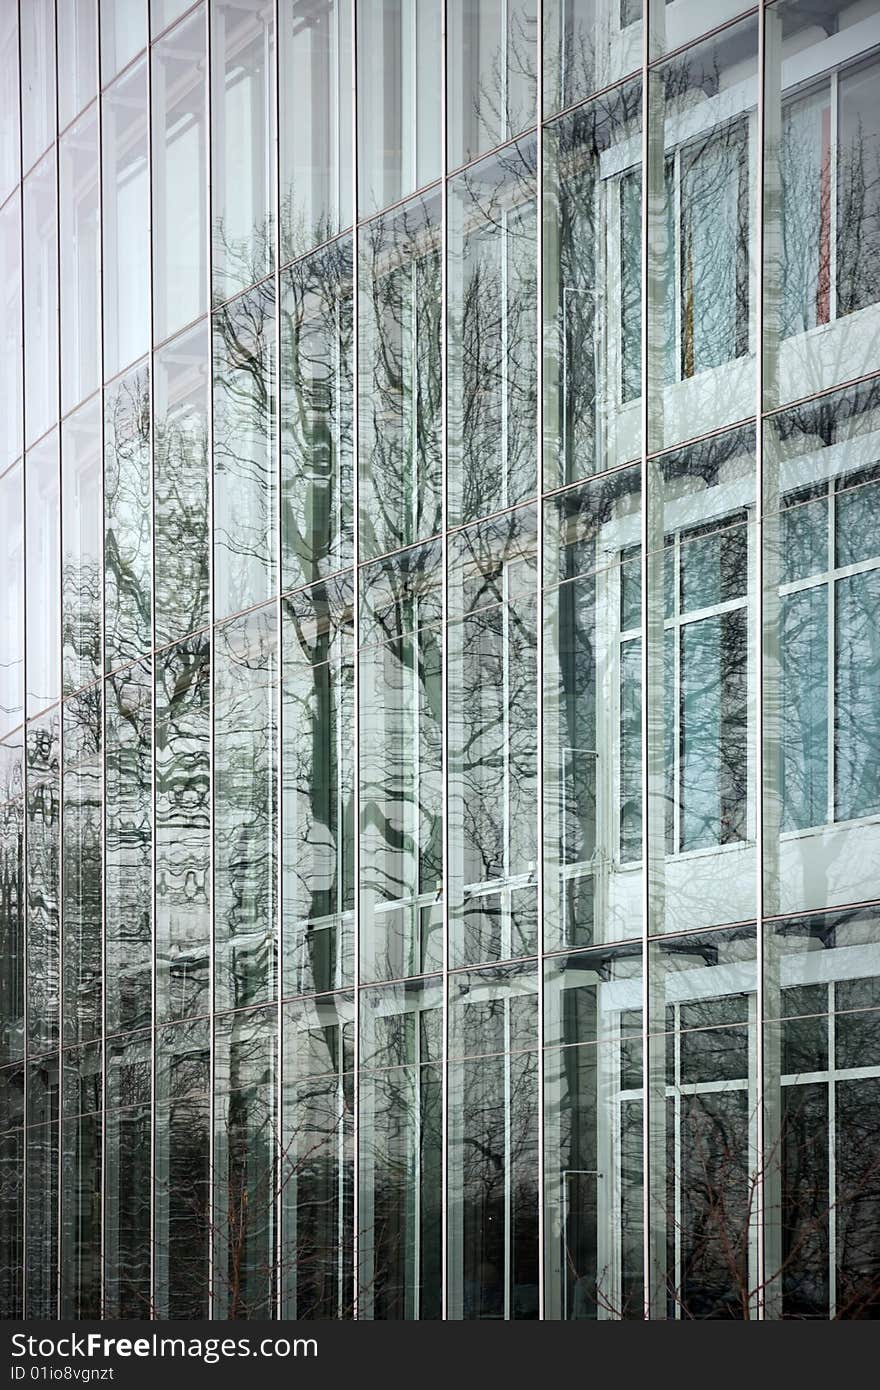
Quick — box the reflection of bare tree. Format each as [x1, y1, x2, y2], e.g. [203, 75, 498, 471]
[104, 366, 151, 669]
[281, 239, 353, 589]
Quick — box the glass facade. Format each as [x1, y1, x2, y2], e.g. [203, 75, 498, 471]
[0, 0, 879, 1322]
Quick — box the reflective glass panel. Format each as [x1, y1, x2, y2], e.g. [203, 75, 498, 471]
[25, 432, 60, 719]
[447, 962, 539, 1318]
[213, 1007, 276, 1318]
[23, 151, 58, 448]
[279, 0, 352, 262]
[61, 398, 102, 696]
[212, 0, 275, 301]
[647, 16, 758, 452]
[280, 992, 354, 1318]
[360, 543, 443, 982]
[214, 606, 277, 1012]
[213, 279, 276, 619]
[155, 636, 211, 1023]
[282, 577, 354, 997]
[544, 79, 642, 488]
[543, 468, 642, 950]
[26, 715, 60, 1055]
[447, 0, 537, 170]
[356, 0, 441, 217]
[763, 379, 880, 917]
[102, 60, 150, 379]
[154, 323, 210, 648]
[358, 978, 442, 1319]
[154, 1018, 210, 1318]
[448, 138, 538, 526]
[104, 663, 152, 1037]
[20, 0, 55, 174]
[0, 736, 25, 1065]
[0, 193, 22, 473]
[0, 465, 23, 737]
[59, 1043, 101, 1318]
[25, 1056, 58, 1319]
[57, 0, 97, 132]
[281, 237, 353, 590]
[61, 692, 102, 1049]
[358, 191, 442, 558]
[448, 508, 538, 968]
[152, 8, 208, 343]
[104, 361, 151, 671]
[104, 1032, 151, 1317]
[59, 109, 100, 415]
[100, 0, 147, 85]
[543, 0, 642, 117]
[0, 6, 20, 203]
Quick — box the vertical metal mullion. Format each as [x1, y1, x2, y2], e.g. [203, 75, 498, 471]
[754, 0, 768, 1322]
[146, 13, 158, 1322]
[440, 0, 450, 1324]
[95, 0, 107, 1321]
[273, 0, 283, 1326]
[535, 0, 546, 1326]
[17, 0, 29, 1321]
[52, 0, 62, 1324]
[639, 0, 652, 1323]
[829, 70, 839, 326]
[827, 986, 837, 1318]
[205, 0, 216, 1323]
[351, 0, 361, 1321]
[827, 487, 836, 826]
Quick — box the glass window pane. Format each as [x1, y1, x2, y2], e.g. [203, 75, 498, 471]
[0, 5, 20, 203]
[279, 0, 352, 263]
[62, 398, 102, 696]
[544, 80, 642, 490]
[104, 361, 152, 671]
[213, 280, 276, 619]
[764, 379, 880, 917]
[0, 465, 23, 737]
[448, 509, 538, 968]
[25, 1057, 59, 1319]
[543, 467, 642, 950]
[20, 0, 55, 174]
[59, 110, 100, 415]
[358, 191, 442, 558]
[280, 992, 354, 1318]
[360, 542, 443, 982]
[448, 139, 538, 526]
[102, 60, 149, 379]
[213, 1007, 276, 1318]
[447, 963, 539, 1319]
[647, 17, 758, 452]
[358, 979, 442, 1319]
[0, 1123, 24, 1318]
[0, 192, 22, 473]
[282, 577, 354, 997]
[155, 635, 211, 1023]
[645, 426, 756, 933]
[214, 606, 277, 1012]
[154, 323, 210, 648]
[23, 151, 58, 448]
[281, 237, 353, 590]
[59, 1043, 101, 1317]
[61, 689, 102, 1052]
[447, 0, 537, 170]
[152, 0, 195, 36]
[837, 57, 880, 318]
[356, 0, 441, 217]
[152, 8, 208, 344]
[100, 0, 147, 84]
[542, 0, 641, 117]
[105, 663, 152, 1038]
[57, 0, 97, 131]
[104, 1033, 151, 1317]
[154, 1018, 210, 1318]
[211, 0, 275, 301]
[26, 431, 60, 719]
[0, 736, 25, 1065]
[26, 715, 60, 1055]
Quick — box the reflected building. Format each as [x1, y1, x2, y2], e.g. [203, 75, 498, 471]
[0, 0, 879, 1321]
